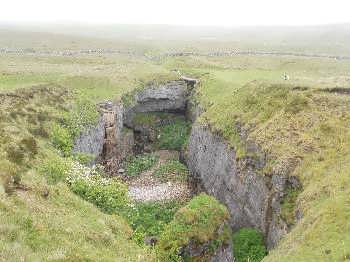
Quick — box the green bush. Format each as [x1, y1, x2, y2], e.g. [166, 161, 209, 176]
[125, 153, 158, 177]
[63, 97, 99, 138]
[6, 144, 25, 164]
[232, 228, 267, 262]
[20, 137, 38, 156]
[38, 154, 71, 184]
[50, 97, 99, 156]
[122, 201, 184, 246]
[51, 124, 73, 156]
[280, 188, 301, 226]
[66, 162, 129, 214]
[157, 193, 231, 261]
[153, 160, 189, 182]
[156, 119, 191, 151]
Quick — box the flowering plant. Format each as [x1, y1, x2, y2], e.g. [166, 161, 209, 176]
[66, 161, 129, 214]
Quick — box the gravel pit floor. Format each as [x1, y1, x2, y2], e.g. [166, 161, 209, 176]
[129, 182, 192, 202]
[126, 150, 193, 202]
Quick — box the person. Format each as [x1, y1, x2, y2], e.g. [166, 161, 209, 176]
[284, 72, 290, 80]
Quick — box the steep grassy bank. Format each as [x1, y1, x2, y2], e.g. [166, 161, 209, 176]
[0, 86, 154, 261]
[0, 51, 191, 261]
[163, 55, 350, 261]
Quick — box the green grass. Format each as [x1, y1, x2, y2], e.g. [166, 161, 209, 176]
[233, 228, 267, 262]
[0, 174, 153, 261]
[157, 193, 231, 261]
[123, 201, 186, 246]
[153, 160, 189, 183]
[280, 187, 302, 226]
[131, 112, 191, 152]
[0, 86, 153, 261]
[125, 153, 158, 177]
[156, 118, 191, 151]
[132, 112, 176, 126]
[0, 73, 60, 92]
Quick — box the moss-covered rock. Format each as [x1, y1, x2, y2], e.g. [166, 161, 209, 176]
[157, 193, 232, 261]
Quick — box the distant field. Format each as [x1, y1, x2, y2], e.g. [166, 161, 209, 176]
[1, 23, 350, 55]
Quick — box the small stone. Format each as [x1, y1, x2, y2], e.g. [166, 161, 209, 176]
[144, 236, 158, 246]
[41, 188, 50, 198]
[118, 168, 125, 174]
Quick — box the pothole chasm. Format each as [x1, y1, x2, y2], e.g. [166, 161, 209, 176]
[112, 111, 195, 203]
[74, 79, 270, 261]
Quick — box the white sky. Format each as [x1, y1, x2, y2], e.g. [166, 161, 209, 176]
[0, 0, 349, 26]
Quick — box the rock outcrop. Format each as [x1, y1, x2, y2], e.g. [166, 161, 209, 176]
[186, 123, 289, 249]
[72, 114, 105, 164]
[210, 242, 234, 262]
[180, 238, 234, 262]
[73, 101, 133, 168]
[124, 80, 188, 127]
[100, 101, 134, 173]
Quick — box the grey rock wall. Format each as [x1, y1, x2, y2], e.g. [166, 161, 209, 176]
[210, 242, 234, 262]
[124, 80, 188, 127]
[72, 114, 105, 164]
[72, 101, 131, 167]
[187, 124, 288, 249]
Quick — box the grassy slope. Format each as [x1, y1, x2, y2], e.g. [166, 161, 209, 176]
[163, 55, 350, 261]
[1, 174, 153, 261]
[0, 48, 176, 261]
[0, 86, 156, 261]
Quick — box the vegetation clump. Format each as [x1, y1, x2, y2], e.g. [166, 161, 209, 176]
[157, 193, 231, 261]
[280, 187, 302, 226]
[38, 153, 71, 184]
[131, 112, 191, 151]
[50, 97, 99, 156]
[153, 160, 189, 182]
[66, 162, 129, 214]
[124, 201, 185, 246]
[232, 228, 267, 262]
[156, 118, 191, 151]
[125, 153, 158, 177]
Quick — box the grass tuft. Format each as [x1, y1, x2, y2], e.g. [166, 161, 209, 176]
[125, 153, 158, 177]
[232, 228, 267, 262]
[153, 160, 189, 182]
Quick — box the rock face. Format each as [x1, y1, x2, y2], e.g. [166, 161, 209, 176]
[181, 239, 234, 262]
[73, 101, 133, 168]
[210, 242, 234, 262]
[101, 101, 135, 173]
[101, 101, 123, 160]
[187, 124, 289, 249]
[124, 80, 188, 126]
[72, 114, 105, 164]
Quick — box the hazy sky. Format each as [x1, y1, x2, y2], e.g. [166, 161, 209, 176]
[1, 0, 349, 26]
